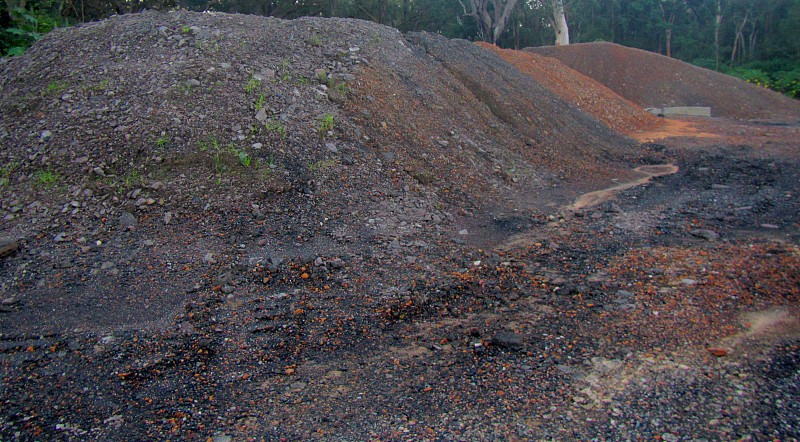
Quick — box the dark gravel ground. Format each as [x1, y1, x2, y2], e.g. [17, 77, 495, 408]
[0, 11, 798, 442]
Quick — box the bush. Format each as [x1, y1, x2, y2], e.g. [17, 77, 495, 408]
[721, 58, 800, 100]
[1, 6, 64, 56]
[729, 68, 773, 88]
[773, 70, 800, 99]
[725, 65, 800, 100]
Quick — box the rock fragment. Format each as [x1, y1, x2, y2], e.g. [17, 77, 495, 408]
[491, 332, 523, 349]
[0, 238, 20, 258]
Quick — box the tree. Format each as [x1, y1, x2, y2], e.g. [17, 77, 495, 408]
[714, 0, 723, 69]
[457, 0, 519, 44]
[549, 0, 569, 45]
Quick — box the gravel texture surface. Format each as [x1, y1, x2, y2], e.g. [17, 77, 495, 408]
[0, 11, 798, 441]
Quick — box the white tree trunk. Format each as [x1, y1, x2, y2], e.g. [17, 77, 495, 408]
[491, 0, 519, 44]
[458, 0, 519, 44]
[714, 0, 722, 70]
[551, 0, 570, 46]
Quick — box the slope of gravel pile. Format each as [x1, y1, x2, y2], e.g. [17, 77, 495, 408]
[477, 42, 663, 136]
[527, 41, 800, 121]
[0, 10, 798, 442]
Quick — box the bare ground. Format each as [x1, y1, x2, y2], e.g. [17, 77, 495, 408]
[0, 11, 798, 441]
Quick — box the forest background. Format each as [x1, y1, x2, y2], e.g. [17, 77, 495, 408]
[1, 0, 799, 99]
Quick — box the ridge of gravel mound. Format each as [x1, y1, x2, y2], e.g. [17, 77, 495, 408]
[477, 42, 663, 136]
[527, 41, 800, 121]
[0, 12, 654, 263]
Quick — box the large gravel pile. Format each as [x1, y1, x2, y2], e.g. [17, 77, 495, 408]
[527, 41, 800, 121]
[0, 10, 798, 441]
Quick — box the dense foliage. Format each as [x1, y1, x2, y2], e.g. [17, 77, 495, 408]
[1, 0, 798, 98]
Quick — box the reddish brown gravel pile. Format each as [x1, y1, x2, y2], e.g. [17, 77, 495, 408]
[528, 41, 800, 121]
[477, 42, 663, 136]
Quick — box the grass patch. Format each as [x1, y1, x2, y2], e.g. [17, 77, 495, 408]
[0, 162, 19, 186]
[318, 113, 335, 134]
[309, 158, 335, 173]
[200, 137, 253, 173]
[34, 169, 59, 187]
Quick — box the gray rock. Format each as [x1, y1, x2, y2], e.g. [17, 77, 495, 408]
[119, 211, 137, 228]
[556, 364, 575, 374]
[491, 332, 523, 349]
[53, 232, 68, 242]
[0, 238, 20, 258]
[215, 270, 233, 285]
[54, 258, 74, 269]
[255, 107, 267, 122]
[690, 229, 720, 241]
[40, 130, 53, 142]
[186, 79, 201, 87]
[179, 321, 195, 334]
[615, 290, 634, 298]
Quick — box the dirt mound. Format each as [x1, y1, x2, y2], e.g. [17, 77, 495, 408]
[527, 41, 800, 121]
[0, 11, 799, 442]
[477, 42, 663, 136]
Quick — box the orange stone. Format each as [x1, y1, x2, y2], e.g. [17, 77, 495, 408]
[707, 347, 729, 357]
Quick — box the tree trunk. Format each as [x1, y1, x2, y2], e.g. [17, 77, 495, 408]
[731, 11, 748, 65]
[714, 0, 722, 70]
[659, 2, 675, 58]
[458, 0, 519, 45]
[4, 0, 27, 12]
[747, 19, 757, 60]
[490, 0, 518, 44]
[610, 1, 616, 43]
[665, 28, 672, 57]
[551, 0, 569, 45]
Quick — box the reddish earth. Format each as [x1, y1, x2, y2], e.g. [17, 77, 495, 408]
[476, 42, 663, 137]
[0, 12, 798, 441]
[528, 41, 800, 121]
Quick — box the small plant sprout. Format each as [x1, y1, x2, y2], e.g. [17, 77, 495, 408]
[0, 162, 18, 186]
[265, 119, 287, 139]
[35, 169, 59, 187]
[245, 76, 262, 94]
[319, 113, 335, 134]
[156, 136, 169, 147]
[309, 159, 335, 172]
[123, 170, 141, 187]
[42, 81, 65, 97]
[201, 137, 252, 172]
[255, 92, 265, 110]
[237, 150, 251, 167]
